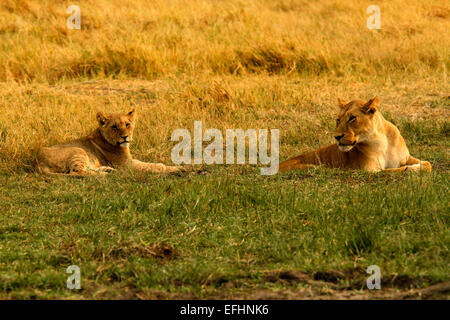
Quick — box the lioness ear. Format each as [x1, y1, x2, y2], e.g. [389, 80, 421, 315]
[337, 97, 347, 109]
[127, 109, 136, 121]
[96, 112, 109, 127]
[361, 96, 379, 114]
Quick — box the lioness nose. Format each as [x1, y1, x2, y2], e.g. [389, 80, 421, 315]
[334, 134, 344, 141]
[121, 135, 128, 139]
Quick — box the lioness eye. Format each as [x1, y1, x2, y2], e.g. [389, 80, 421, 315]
[126, 123, 130, 128]
[336, 119, 340, 124]
[348, 116, 356, 122]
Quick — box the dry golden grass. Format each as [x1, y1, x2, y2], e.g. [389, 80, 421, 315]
[0, 0, 448, 170]
[0, 0, 448, 80]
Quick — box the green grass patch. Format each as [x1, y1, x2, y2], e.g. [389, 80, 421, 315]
[0, 165, 448, 298]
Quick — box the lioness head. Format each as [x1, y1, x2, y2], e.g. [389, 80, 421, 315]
[96, 109, 136, 147]
[334, 97, 380, 152]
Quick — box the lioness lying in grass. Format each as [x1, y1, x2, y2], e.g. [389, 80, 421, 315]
[36, 109, 180, 176]
[279, 97, 432, 173]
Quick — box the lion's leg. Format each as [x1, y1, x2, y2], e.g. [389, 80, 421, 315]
[94, 166, 115, 173]
[405, 155, 432, 172]
[37, 147, 107, 176]
[36, 147, 65, 174]
[383, 166, 409, 173]
[65, 151, 90, 174]
[279, 158, 317, 173]
[280, 163, 317, 172]
[130, 159, 180, 173]
[279, 146, 337, 172]
[384, 156, 431, 173]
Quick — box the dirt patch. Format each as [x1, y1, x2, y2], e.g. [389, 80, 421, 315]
[266, 270, 311, 283]
[62, 281, 450, 300]
[399, 281, 450, 299]
[59, 270, 449, 300]
[264, 268, 444, 293]
[265, 270, 339, 290]
[202, 279, 450, 300]
[116, 243, 178, 260]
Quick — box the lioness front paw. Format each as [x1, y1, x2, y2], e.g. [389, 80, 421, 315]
[165, 166, 181, 173]
[421, 161, 432, 172]
[404, 162, 432, 173]
[98, 166, 115, 173]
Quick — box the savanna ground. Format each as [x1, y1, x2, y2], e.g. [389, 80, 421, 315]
[0, 0, 449, 299]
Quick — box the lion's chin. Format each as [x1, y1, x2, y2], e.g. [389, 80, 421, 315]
[120, 142, 129, 148]
[338, 144, 355, 152]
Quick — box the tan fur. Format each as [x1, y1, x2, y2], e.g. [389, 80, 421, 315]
[36, 110, 180, 176]
[279, 97, 432, 173]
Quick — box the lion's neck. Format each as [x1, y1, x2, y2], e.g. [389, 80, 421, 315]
[87, 129, 132, 165]
[355, 114, 389, 160]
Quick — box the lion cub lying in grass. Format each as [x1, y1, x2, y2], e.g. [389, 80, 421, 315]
[280, 97, 432, 173]
[36, 109, 180, 176]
